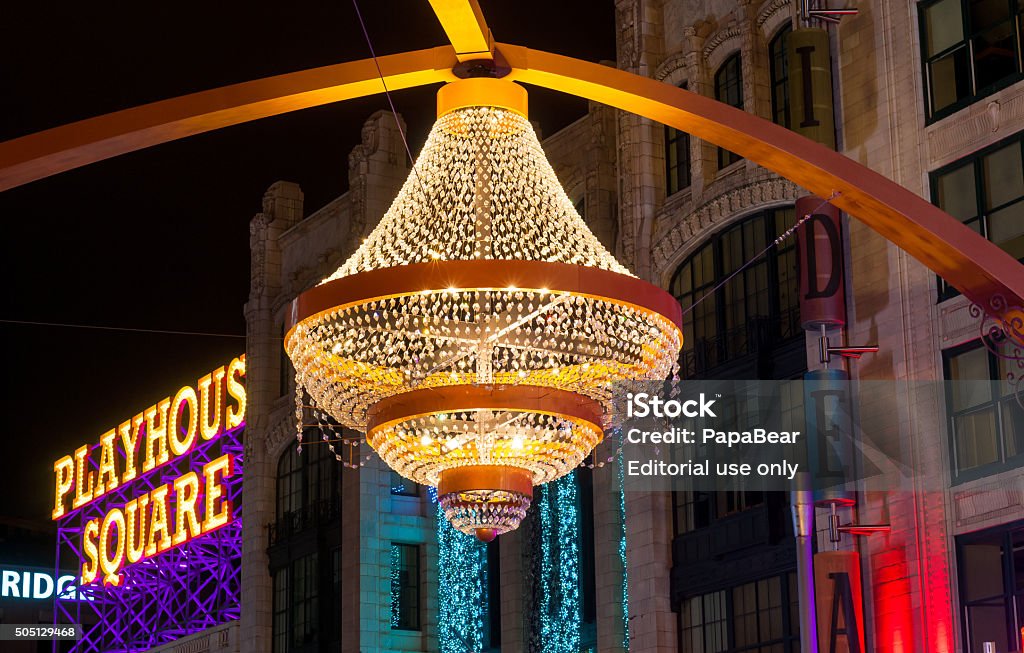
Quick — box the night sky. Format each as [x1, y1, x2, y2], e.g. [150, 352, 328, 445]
[0, 2, 616, 521]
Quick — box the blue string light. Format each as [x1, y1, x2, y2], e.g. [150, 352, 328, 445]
[617, 430, 629, 650]
[389, 544, 401, 629]
[535, 472, 581, 653]
[437, 502, 486, 652]
[433, 472, 588, 652]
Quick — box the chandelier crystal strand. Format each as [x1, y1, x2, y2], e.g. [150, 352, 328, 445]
[286, 78, 683, 540]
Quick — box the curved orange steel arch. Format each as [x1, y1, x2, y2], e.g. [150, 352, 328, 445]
[498, 44, 1024, 323]
[0, 42, 1021, 329]
[0, 46, 459, 192]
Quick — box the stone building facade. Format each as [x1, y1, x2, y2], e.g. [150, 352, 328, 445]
[227, 0, 1024, 652]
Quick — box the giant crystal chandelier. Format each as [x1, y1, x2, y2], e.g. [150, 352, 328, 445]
[286, 77, 682, 541]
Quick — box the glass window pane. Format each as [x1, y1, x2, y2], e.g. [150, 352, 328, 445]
[956, 407, 1000, 469]
[972, 0, 1012, 31]
[988, 201, 1024, 259]
[390, 543, 420, 630]
[962, 541, 1004, 599]
[983, 143, 1024, 209]
[969, 604, 1010, 652]
[973, 20, 1018, 90]
[970, 0, 1011, 29]
[1001, 399, 1024, 457]
[937, 163, 979, 221]
[950, 347, 994, 407]
[701, 245, 715, 285]
[769, 26, 791, 127]
[930, 47, 972, 112]
[925, 0, 965, 55]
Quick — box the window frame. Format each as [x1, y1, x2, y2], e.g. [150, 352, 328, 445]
[669, 208, 801, 377]
[665, 82, 692, 195]
[931, 131, 1024, 300]
[290, 553, 320, 649]
[918, 0, 1024, 123]
[955, 519, 1024, 653]
[390, 543, 421, 631]
[715, 53, 745, 169]
[676, 572, 800, 653]
[944, 337, 1024, 482]
[275, 433, 342, 530]
[272, 567, 289, 653]
[769, 24, 793, 128]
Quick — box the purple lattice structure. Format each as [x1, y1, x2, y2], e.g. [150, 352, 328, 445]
[53, 424, 243, 653]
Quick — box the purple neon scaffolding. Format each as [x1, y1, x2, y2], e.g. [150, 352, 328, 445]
[53, 423, 243, 653]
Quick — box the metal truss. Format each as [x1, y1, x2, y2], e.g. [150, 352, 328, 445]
[53, 426, 243, 653]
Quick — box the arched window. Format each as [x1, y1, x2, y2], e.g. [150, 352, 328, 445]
[714, 54, 744, 169]
[276, 433, 341, 527]
[670, 208, 800, 377]
[665, 82, 692, 195]
[271, 434, 343, 653]
[769, 25, 792, 128]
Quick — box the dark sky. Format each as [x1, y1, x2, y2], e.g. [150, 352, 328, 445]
[0, 2, 616, 521]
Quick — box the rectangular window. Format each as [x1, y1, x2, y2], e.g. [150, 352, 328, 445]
[677, 573, 799, 652]
[291, 554, 319, 649]
[956, 520, 1024, 653]
[665, 83, 691, 194]
[919, 0, 1024, 120]
[932, 133, 1024, 298]
[769, 25, 792, 128]
[390, 543, 420, 630]
[715, 54, 744, 169]
[945, 339, 1024, 480]
[328, 547, 342, 644]
[673, 490, 712, 534]
[272, 568, 288, 653]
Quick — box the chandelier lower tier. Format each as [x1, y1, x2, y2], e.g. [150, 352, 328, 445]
[286, 77, 683, 540]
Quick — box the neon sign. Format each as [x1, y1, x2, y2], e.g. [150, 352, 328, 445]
[51, 356, 245, 586]
[0, 567, 88, 601]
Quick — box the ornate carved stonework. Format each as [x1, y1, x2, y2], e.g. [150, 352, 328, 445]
[927, 87, 1024, 166]
[702, 26, 744, 63]
[616, 111, 639, 268]
[756, 0, 791, 30]
[969, 295, 1024, 407]
[264, 410, 298, 457]
[249, 213, 269, 297]
[652, 174, 802, 282]
[654, 52, 688, 83]
[616, 0, 642, 71]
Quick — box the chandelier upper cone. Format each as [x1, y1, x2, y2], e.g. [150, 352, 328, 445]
[286, 77, 683, 539]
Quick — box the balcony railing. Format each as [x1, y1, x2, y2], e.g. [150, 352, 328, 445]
[673, 503, 772, 565]
[680, 307, 801, 377]
[267, 498, 341, 547]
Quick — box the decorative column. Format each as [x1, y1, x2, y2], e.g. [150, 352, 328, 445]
[241, 181, 304, 653]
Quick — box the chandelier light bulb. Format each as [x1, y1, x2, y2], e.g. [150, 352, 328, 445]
[285, 77, 682, 540]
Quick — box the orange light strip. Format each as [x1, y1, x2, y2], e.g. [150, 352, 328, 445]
[287, 259, 683, 336]
[365, 383, 605, 436]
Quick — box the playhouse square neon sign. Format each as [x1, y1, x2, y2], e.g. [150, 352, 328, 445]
[51, 356, 246, 587]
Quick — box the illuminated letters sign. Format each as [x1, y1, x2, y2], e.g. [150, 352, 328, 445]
[0, 566, 88, 601]
[51, 356, 246, 586]
[814, 551, 865, 653]
[788, 28, 836, 149]
[796, 196, 846, 330]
